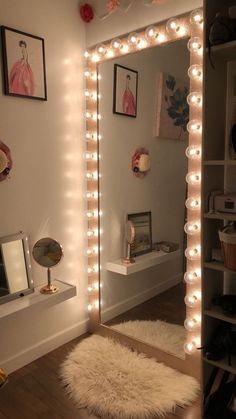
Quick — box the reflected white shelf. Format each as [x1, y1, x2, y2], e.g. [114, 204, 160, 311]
[106, 249, 181, 275]
[0, 279, 76, 320]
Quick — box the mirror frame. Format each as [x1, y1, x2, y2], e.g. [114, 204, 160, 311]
[0, 231, 33, 304]
[85, 10, 203, 380]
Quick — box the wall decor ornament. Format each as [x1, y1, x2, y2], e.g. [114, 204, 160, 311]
[132, 147, 150, 177]
[0, 141, 12, 182]
[80, 3, 94, 22]
[156, 72, 189, 140]
[1, 26, 47, 100]
[113, 64, 138, 117]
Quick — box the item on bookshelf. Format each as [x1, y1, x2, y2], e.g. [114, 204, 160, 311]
[0, 141, 12, 181]
[153, 241, 179, 253]
[204, 322, 236, 366]
[127, 212, 152, 257]
[207, 190, 224, 213]
[219, 224, 236, 270]
[208, 13, 236, 68]
[211, 248, 223, 262]
[122, 220, 135, 264]
[212, 294, 236, 316]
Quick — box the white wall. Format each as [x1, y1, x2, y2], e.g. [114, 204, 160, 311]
[0, 0, 87, 373]
[86, 0, 203, 47]
[99, 41, 189, 321]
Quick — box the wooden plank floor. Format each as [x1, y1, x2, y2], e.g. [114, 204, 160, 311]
[0, 332, 201, 419]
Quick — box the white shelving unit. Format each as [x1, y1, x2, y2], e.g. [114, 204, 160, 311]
[106, 249, 180, 275]
[0, 279, 76, 320]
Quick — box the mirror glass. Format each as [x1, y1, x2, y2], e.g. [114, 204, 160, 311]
[99, 39, 189, 359]
[0, 232, 33, 304]
[32, 238, 63, 268]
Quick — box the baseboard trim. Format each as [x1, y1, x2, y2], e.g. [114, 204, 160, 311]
[2, 318, 89, 374]
[101, 273, 182, 324]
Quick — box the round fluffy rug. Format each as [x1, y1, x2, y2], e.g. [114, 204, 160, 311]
[111, 320, 185, 359]
[61, 335, 199, 419]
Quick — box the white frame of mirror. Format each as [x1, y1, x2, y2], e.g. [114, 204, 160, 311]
[85, 9, 203, 379]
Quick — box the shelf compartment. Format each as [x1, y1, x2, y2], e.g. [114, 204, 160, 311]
[204, 160, 236, 166]
[106, 249, 180, 275]
[204, 212, 236, 221]
[204, 307, 236, 325]
[209, 40, 236, 61]
[0, 279, 76, 320]
[204, 261, 236, 273]
[203, 356, 236, 375]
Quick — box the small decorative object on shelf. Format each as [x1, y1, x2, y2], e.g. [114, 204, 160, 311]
[0, 368, 8, 388]
[122, 220, 135, 264]
[0, 141, 12, 182]
[32, 237, 63, 294]
[219, 223, 236, 271]
[79, 3, 94, 23]
[132, 147, 150, 178]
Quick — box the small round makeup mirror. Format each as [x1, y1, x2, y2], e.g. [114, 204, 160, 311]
[123, 221, 135, 264]
[32, 237, 63, 294]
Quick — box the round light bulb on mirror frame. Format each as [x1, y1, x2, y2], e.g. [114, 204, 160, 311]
[187, 92, 202, 107]
[184, 269, 201, 285]
[110, 38, 122, 50]
[184, 291, 201, 307]
[185, 196, 201, 211]
[96, 44, 107, 55]
[188, 64, 203, 81]
[187, 120, 202, 134]
[128, 32, 139, 46]
[184, 315, 201, 332]
[187, 37, 202, 53]
[184, 336, 200, 355]
[166, 18, 180, 33]
[186, 171, 201, 186]
[185, 145, 201, 160]
[184, 221, 201, 235]
[190, 9, 204, 25]
[145, 25, 158, 40]
[185, 245, 201, 260]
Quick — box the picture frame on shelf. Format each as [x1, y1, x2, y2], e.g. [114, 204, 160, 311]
[127, 211, 152, 257]
[113, 64, 138, 117]
[1, 26, 47, 100]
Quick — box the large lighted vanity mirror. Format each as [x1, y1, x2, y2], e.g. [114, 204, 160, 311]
[98, 39, 189, 360]
[0, 232, 33, 304]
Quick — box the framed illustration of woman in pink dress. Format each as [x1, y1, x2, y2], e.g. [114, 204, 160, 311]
[1, 26, 47, 100]
[113, 64, 138, 117]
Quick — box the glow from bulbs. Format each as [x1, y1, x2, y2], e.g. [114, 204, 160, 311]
[184, 291, 201, 307]
[185, 245, 201, 260]
[187, 92, 202, 107]
[184, 315, 201, 332]
[145, 26, 158, 40]
[186, 171, 201, 186]
[128, 32, 139, 45]
[184, 221, 201, 235]
[184, 336, 200, 354]
[184, 269, 201, 285]
[185, 145, 201, 160]
[111, 38, 122, 50]
[185, 196, 201, 211]
[187, 37, 202, 53]
[190, 9, 203, 25]
[188, 64, 202, 81]
[166, 18, 180, 33]
[187, 120, 202, 134]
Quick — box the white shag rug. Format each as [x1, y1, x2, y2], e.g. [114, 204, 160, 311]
[112, 320, 185, 359]
[61, 335, 199, 419]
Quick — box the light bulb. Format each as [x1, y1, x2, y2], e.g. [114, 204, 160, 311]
[96, 44, 107, 55]
[85, 111, 92, 119]
[166, 18, 180, 33]
[184, 221, 201, 235]
[85, 152, 98, 161]
[128, 32, 139, 45]
[88, 304, 92, 311]
[185, 196, 201, 211]
[187, 92, 202, 107]
[87, 210, 99, 218]
[87, 229, 99, 237]
[86, 171, 98, 180]
[186, 171, 201, 185]
[86, 191, 98, 200]
[111, 38, 122, 50]
[185, 245, 201, 260]
[185, 145, 201, 160]
[122, 43, 130, 53]
[184, 291, 201, 307]
[145, 25, 158, 40]
[188, 64, 203, 81]
[87, 246, 99, 256]
[84, 70, 90, 78]
[92, 53, 100, 63]
[184, 337, 200, 355]
[137, 38, 147, 49]
[187, 37, 202, 53]
[190, 9, 203, 25]
[157, 33, 166, 43]
[187, 120, 202, 134]
[184, 315, 201, 331]
[84, 51, 89, 58]
[184, 269, 201, 285]
[88, 264, 99, 274]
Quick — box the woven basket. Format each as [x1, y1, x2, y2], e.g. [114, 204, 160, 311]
[219, 229, 236, 271]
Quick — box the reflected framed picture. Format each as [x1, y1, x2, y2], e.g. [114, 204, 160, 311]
[127, 211, 152, 257]
[113, 64, 138, 118]
[1, 26, 47, 100]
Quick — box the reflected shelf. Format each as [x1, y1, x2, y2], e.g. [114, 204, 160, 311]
[204, 212, 236, 221]
[106, 249, 181, 275]
[204, 261, 236, 273]
[207, 40, 236, 61]
[204, 307, 236, 325]
[203, 355, 236, 375]
[0, 279, 76, 320]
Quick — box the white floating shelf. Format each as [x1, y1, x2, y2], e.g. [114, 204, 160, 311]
[0, 279, 76, 320]
[106, 249, 181, 275]
[209, 40, 236, 61]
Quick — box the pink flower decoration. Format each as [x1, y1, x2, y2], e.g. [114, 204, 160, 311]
[107, 0, 121, 12]
[80, 3, 94, 23]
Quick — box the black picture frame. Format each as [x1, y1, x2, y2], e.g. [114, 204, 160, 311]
[127, 211, 152, 257]
[113, 64, 138, 117]
[1, 26, 47, 100]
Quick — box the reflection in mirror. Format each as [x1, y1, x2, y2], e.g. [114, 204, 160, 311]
[32, 237, 63, 294]
[0, 232, 33, 304]
[99, 39, 189, 359]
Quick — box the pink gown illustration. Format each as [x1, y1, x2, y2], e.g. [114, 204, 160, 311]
[122, 74, 136, 115]
[9, 40, 34, 96]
